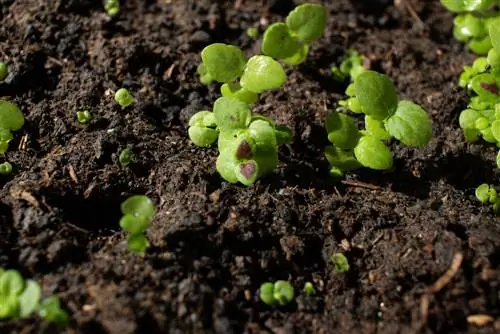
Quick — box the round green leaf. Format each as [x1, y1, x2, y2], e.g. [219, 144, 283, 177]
[365, 115, 391, 140]
[490, 17, 500, 53]
[120, 214, 151, 234]
[468, 35, 493, 55]
[325, 111, 360, 149]
[188, 111, 214, 127]
[0, 270, 24, 297]
[464, 0, 496, 11]
[188, 126, 218, 147]
[354, 136, 393, 170]
[120, 195, 156, 220]
[214, 97, 252, 130]
[220, 82, 258, 105]
[249, 119, 277, 150]
[324, 146, 361, 172]
[331, 253, 350, 272]
[440, 0, 465, 12]
[261, 23, 300, 59]
[273, 281, 294, 306]
[216, 149, 239, 183]
[201, 43, 247, 83]
[385, 101, 432, 147]
[476, 183, 490, 203]
[259, 282, 275, 305]
[459, 109, 481, 129]
[282, 44, 309, 66]
[127, 234, 149, 255]
[354, 71, 399, 120]
[487, 48, 500, 69]
[19, 279, 41, 318]
[0, 100, 24, 131]
[240, 56, 286, 94]
[285, 3, 327, 44]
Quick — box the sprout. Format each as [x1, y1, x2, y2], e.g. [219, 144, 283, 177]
[303, 282, 316, 296]
[0, 268, 68, 325]
[201, 43, 247, 83]
[0, 162, 12, 175]
[475, 183, 500, 213]
[246, 27, 259, 40]
[77, 110, 91, 124]
[0, 100, 24, 154]
[115, 88, 134, 108]
[119, 148, 134, 167]
[259, 280, 294, 306]
[105, 0, 120, 17]
[119, 195, 156, 255]
[354, 70, 399, 121]
[331, 253, 350, 273]
[331, 49, 366, 82]
[188, 111, 218, 147]
[0, 62, 7, 81]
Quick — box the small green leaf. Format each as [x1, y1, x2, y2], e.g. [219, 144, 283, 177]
[261, 23, 300, 59]
[331, 253, 350, 273]
[220, 82, 258, 105]
[121, 195, 156, 220]
[213, 97, 252, 130]
[487, 48, 500, 69]
[476, 183, 490, 203]
[459, 109, 482, 129]
[354, 71, 399, 120]
[249, 119, 277, 149]
[0, 294, 20, 318]
[440, 0, 465, 12]
[454, 14, 486, 39]
[282, 44, 309, 66]
[254, 149, 278, 177]
[325, 111, 360, 149]
[273, 281, 294, 306]
[468, 35, 493, 55]
[127, 234, 149, 255]
[216, 149, 239, 183]
[470, 73, 498, 99]
[119, 148, 134, 167]
[0, 100, 24, 131]
[324, 146, 361, 172]
[274, 125, 293, 145]
[490, 17, 500, 52]
[38, 297, 69, 326]
[240, 55, 286, 94]
[19, 279, 41, 318]
[0, 270, 24, 297]
[354, 135, 393, 170]
[259, 282, 275, 305]
[365, 115, 391, 140]
[201, 44, 247, 83]
[119, 214, 151, 234]
[385, 101, 432, 147]
[303, 282, 316, 296]
[188, 126, 219, 147]
[285, 3, 327, 44]
[475, 117, 490, 130]
[114, 88, 134, 108]
[492, 120, 500, 142]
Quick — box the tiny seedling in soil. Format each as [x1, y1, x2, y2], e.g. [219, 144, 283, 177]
[326, 70, 432, 176]
[119, 148, 134, 167]
[331, 253, 350, 273]
[259, 281, 294, 306]
[115, 88, 134, 108]
[119, 195, 156, 255]
[246, 27, 259, 40]
[0, 161, 12, 175]
[303, 282, 316, 296]
[475, 183, 500, 212]
[0, 100, 24, 154]
[0, 268, 69, 326]
[331, 49, 366, 82]
[105, 0, 120, 17]
[77, 110, 91, 124]
[0, 62, 7, 81]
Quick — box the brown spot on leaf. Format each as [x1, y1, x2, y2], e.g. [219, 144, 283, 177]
[240, 162, 257, 179]
[236, 140, 253, 159]
[480, 82, 498, 95]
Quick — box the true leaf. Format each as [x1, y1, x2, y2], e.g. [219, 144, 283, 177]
[325, 111, 360, 149]
[285, 3, 327, 44]
[201, 43, 246, 83]
[213, 97, 252, 130]
[384, 100, 432, 147]
[354, 135, 393, 170]
[354, 71, 399, 120]
[0, 100, 24, 131]
[240, 55, 286, 94]
[365, 115, 391, 140]
[261, 23, 300, 59]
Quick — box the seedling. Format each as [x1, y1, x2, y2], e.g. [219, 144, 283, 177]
[0, 100, 24, 154]
[303, 282, 316, 296]
[331, 253, 350, 273]
[246, 27, 259, 40]
[261, 3, 326, 65]
[115, 88, 133, 108]
[475, 183, 500, 212]
[188, 110, 218, 147]
[259, 280, 294, 306]
[77, 110, 91, 124]
[326, 70, 432, 176]
[119, 195, 156, 255]
[331, 49, 366, 82]
[119, 148, 134, 167]
[441, 0, 498, 12]
[105, 0, 120, 17]
[0, 62, 7, 81]
[0, 161, 12, 175]
[0, 268, 68, 325]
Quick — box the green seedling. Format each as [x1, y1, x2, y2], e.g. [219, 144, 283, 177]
[475, 183, 500, 212]
[259, 281, 294, 306]
[0, 268, 68, 325]
[105, 0, 120, 17]
[332, 49, 366, 82]
[201, 43, 247, 84]
[327, 70, 432, 176]
[331, 253, 350, 273]
[119, 195, 156, 255]
[240, 55, 286, 94]
[451, 13, 499, 55]
[115, 88, 133, 108]
[77, 110, 91, 124]
[197, 64, 213, 85]
[188, 110, 219, 147]
[220, 82, 258, 105]
[0, 161, 12, 175]
[246, 27, 259, 40]
[303, 282, 316, 296]
[0, 100, 24, 154]
[119, 148, 134, 167]
[440, 0, 498, 13]
[261, 3, 326, 64]
[0, 62, 7, 81]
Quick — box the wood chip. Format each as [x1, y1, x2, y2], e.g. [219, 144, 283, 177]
[68, 165, 79, 184]
[341, 179, 381, 190]
[467, 314, 494, 326]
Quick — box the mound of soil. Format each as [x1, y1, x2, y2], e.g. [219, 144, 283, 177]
[1, 0, 500, 333]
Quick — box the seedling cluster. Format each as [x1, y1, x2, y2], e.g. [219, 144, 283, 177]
[189, 3, 327, 185]
[441, 0, 500, 55]
[0, 100, 24, 155]
[259, 280, 294, 306]
[325, 70, 433, 176]
[119, 195, 156, 255]
[475, 183, 500, 212]
[331, 49, 365, 82]
[0, 268, 68, 325]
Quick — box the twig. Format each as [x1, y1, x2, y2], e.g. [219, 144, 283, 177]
[341, 179, 381, 190]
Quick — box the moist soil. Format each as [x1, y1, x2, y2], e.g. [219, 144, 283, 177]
[1, 0, 500, 333]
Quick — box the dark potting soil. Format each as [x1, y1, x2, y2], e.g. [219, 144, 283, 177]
[1, 0, 500, 333]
